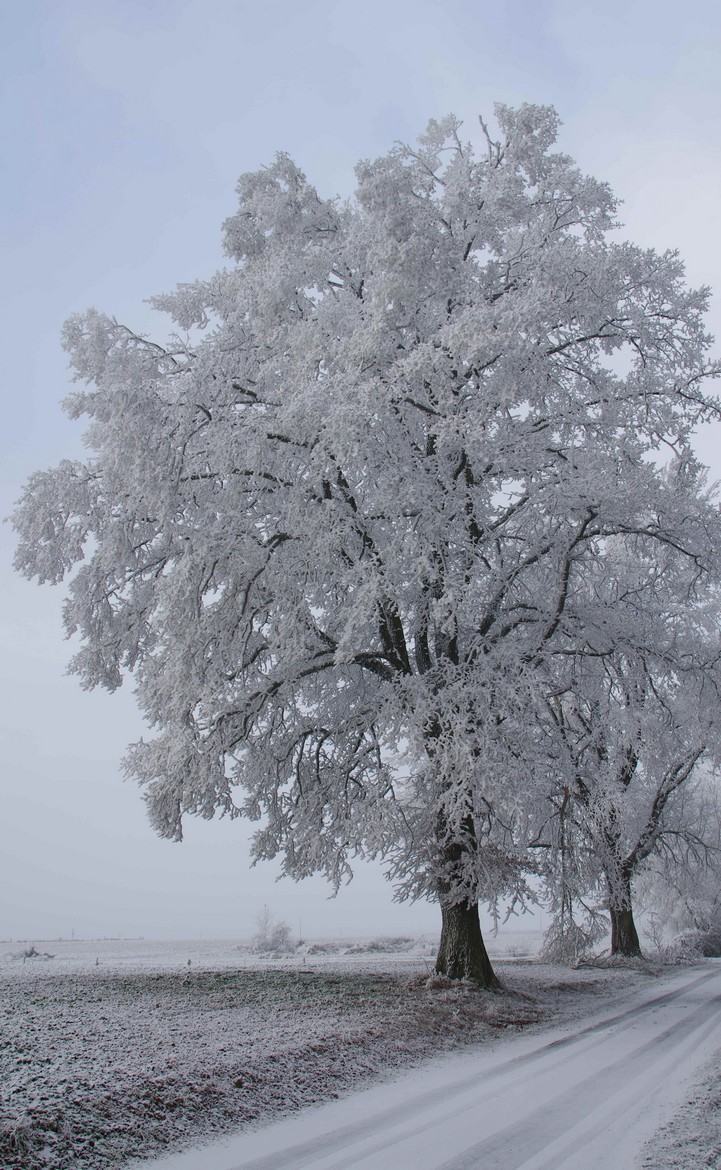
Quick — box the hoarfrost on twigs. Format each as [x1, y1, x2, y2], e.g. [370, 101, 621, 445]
[12, 104, 721, 980]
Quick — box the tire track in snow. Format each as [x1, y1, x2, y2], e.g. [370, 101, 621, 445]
[231, 966, 720, 1170]
[437, 989, 721, 1170]
[312, 978, 721, 1170]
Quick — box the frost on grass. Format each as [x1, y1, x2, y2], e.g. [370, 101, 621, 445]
[0, 954, 646, 1170]
[640, 1058, 721, 1169]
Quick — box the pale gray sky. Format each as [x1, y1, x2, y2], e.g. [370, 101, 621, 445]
[2, 0, 721, 940]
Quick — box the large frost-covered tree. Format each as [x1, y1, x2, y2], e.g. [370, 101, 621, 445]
[13, 105, 721, 985]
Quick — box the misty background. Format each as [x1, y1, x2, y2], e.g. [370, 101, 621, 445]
[2, 0, 721, 940]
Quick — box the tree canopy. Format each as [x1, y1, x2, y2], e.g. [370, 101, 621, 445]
[13, 104, 721, 982]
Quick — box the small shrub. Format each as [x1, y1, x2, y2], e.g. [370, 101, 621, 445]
[252, 907, 293, 954]
[666, 929, 721, 960]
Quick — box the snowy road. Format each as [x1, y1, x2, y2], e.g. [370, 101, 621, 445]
[135, 964, 721, 1170]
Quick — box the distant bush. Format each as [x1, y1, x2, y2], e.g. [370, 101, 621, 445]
[666, 929, 721, 961]
[10, 945, 55, 961]
[302, 942, 342, 955]
[252, 907, 293, 954]
[344, 937, 416, 955]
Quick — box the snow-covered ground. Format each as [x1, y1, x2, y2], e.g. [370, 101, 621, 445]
[1, 935, 717, 1170]
[132, 964, 721, 1170]
[639, 1050, 721, 1169]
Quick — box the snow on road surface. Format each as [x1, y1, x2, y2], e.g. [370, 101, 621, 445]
[133, 963, 721, 1170]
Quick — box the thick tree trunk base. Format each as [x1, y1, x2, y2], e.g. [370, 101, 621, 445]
[610, 905, 642, 958]
[435, 901, 501, 988]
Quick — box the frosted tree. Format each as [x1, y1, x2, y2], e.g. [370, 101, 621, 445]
[637, 774, 721, 949]
[13, 105, 721, 985]
[252, 906, 293, 954]
[537, 518, 721, 958]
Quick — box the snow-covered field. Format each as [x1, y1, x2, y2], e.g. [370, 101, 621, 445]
[0, 935, 714, 1170]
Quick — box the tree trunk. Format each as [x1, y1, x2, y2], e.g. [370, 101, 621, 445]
[608, 873, 642, 958]
[435, 900, 501, 988]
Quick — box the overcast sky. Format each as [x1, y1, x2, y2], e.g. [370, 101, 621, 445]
[2, 0, 721, 942]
